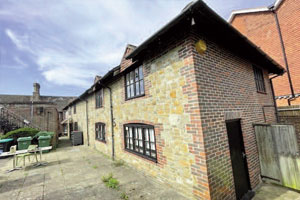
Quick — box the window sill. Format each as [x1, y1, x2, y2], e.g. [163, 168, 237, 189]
[125, 94, 145, 101]
[96, 106, 104, 109]
[257, 91, 267, 95]
[124, 149, 157, 163]
[96, 139, 106, 144]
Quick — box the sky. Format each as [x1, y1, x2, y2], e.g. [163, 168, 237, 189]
[0, 0, 275, 97]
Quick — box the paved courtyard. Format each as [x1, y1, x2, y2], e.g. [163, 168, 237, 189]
[0, 137, 186, 200]
[0, 137, 299, 200]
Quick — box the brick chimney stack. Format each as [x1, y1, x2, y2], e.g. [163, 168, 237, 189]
[32, 83, 40, 101]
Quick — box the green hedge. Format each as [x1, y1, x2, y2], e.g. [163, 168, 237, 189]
[34, 131, 55, 139]
[1, 127, 39, 141]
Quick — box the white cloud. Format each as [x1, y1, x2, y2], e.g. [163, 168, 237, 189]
[0, 0, 196, 88]
[5, 29, 32, 53]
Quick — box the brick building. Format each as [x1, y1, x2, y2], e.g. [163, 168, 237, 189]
[0, 83, 75, 135]
[63, 1, 284, 199]
[229, 0, 300, 106]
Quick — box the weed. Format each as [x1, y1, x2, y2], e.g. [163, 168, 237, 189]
[92, 165, 98, 169]
[102, 173, 113, 183]
[106, 178, 119, 189]
[102, 173, 119, 189]
[113, 160, 124, 167]
[120, 192, 129, 200]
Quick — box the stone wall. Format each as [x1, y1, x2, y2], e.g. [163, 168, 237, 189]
[67, 43, 198, 199]
[66, 32, 278, 199]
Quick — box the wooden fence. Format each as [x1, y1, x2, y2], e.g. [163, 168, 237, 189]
[255, 124, 300, 190]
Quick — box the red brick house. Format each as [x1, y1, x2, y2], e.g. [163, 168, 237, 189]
[229, 0, 300, 106]
[63, 1, 284, 199]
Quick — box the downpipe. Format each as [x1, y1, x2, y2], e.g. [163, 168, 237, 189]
[99, 83, 115, 161]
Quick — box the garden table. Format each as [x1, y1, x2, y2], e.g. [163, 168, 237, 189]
[0, 146, 52, 173]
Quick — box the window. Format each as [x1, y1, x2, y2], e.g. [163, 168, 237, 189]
[74, 122, 78, 131]
[125, 66, 144, 99]
[37, 107, 44, 115]
[253, 66, 266, 93]
[95, 122, 105, 142]
[95, 89, 104, 108]
[73, 104, 76, 114]
[124, 124, 157, 161]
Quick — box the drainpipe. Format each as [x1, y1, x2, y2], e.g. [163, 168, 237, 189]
[99, 83, 115, 161]
[270, 74, 282, 123]
[271, 8, 295, 105]
[78, 98, 90, 146]
[31, 101, 33, 123]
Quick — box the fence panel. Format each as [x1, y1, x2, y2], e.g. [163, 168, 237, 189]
[255, 125, 281, 181]
[255, 124, 300, 190]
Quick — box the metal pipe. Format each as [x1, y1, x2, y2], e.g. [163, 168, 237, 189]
[78, 98, 90, 146]
[85, 100, 90, 146]
[272, 9, 295, 103]
[270, 74, 281, 123]
[99, 83, 115, 161]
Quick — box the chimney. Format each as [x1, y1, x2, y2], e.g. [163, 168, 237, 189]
[32, 83, 40, 101]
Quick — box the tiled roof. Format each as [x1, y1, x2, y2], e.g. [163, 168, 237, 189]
[0, 94, 76, 111]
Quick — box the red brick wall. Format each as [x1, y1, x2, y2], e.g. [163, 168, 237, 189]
[2, 103, 60, 134]
[231, 0, 300, 100]
[120, 45, 136, 72]
[191, 30, 276, 199]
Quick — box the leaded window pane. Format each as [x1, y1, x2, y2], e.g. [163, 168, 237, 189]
[130, 84, 134, 97]
[125, 66, 144, 99]
[124, 124, 156, 161]
[140, 80, 144, 95]
[139, 66, 143, 79]
[130, 71, 134, 84]
[95, 123, 105, 142]
[136, 82, 140, 95]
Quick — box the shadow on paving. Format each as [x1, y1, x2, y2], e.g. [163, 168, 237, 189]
[0, 136, 187, 200]
[0, 174, 43, 193]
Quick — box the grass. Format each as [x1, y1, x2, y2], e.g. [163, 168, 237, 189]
[102, 173, 119, 189]
[101, 173, 113, 182]
[113, 160, 125, 167]
[92, 165, 98, 169]
[120, 192, 129, 200]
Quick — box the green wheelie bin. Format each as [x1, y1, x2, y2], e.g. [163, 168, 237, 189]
[38, 135, 51, 153]
[17, 137, 32, 150]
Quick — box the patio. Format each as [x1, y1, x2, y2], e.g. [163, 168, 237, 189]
[0, 137, 186, 200]
[0, 137, 299, 200]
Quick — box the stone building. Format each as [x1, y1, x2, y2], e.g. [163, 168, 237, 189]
[63, 1, 284, 199]
[0, 83, 75, 135]
[229, 0, 300, 106]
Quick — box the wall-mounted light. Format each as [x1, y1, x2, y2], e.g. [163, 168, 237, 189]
[195, 40, 207, 55]
[191, 17, 195, 26]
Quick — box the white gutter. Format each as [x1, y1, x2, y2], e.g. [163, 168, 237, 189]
[228, 0, 284, 23]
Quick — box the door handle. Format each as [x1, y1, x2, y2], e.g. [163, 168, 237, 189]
[242, 152, 246, 159]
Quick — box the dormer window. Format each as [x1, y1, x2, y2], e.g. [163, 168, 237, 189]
[125, 66, 144, 100]
[96, 89, 103, 108]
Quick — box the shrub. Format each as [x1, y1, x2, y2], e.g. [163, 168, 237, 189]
[1, 127, 39, 141]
